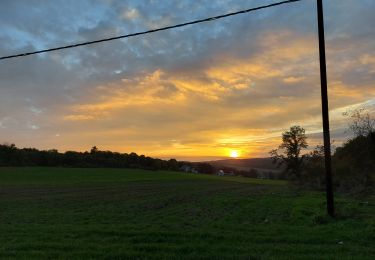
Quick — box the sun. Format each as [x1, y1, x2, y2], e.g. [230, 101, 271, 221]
[229, 150, 240, 158]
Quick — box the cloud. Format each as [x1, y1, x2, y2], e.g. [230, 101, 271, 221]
[283, 76, 305, 84]
[120, 8, 141, 21]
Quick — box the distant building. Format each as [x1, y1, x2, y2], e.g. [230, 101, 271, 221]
[217, 170, 234, 176]
[217, 170, 225, 176]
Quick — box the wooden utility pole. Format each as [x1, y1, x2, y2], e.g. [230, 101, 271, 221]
[317, 0, 334, 217]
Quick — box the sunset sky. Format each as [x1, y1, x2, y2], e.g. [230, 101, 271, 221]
[0, 0, 374, 161]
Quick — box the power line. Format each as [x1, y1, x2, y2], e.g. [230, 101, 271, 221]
[0, 0, 302, 61]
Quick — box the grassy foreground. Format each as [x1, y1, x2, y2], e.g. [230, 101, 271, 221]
[0, 168, 374, 259]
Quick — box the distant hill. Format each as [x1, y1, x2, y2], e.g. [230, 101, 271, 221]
[206, 158, 281, 172]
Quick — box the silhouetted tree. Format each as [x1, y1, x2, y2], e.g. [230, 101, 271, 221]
[90, 146, 98, 154]
[333, 133, 374, 193]
[270, 125, 308, 182]
[167, 159, 179, 171]
[343, 107, 374, 137]
[0, 143, 18, 166]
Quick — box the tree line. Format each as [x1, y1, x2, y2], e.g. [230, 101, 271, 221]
[0, 145, 178, 170]
[0, 144, 221, 174]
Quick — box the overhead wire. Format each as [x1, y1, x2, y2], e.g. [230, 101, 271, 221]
[0, 0, 302, 61]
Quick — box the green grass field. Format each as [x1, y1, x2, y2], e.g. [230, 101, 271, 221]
[0, 168, 374, 259]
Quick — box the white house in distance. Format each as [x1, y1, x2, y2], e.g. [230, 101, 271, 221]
[216, 170, 234, 176]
